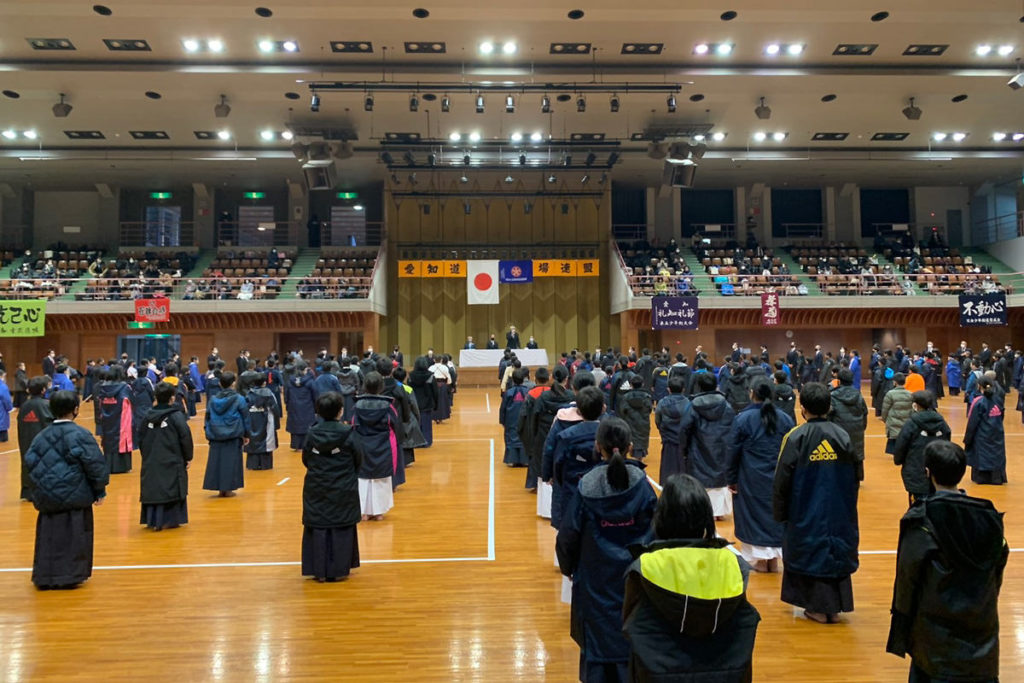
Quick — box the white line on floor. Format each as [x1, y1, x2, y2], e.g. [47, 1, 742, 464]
[485, 393, 491, 414]
[488, 438, 496, 561]
[276, 477, 290, 486]
[0, 448, 19, 456]
[0, 556, 494, 573]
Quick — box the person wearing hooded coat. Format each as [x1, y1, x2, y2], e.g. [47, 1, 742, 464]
[723, 363, 751, 414]
[95, 366, 134, 474]
[17, 376, 53, 501]
[872, 355, 896, 417]
[556, 417, 657, 683]
[312, 362, 343, 401]
[964, 377, 1007, 485]
[138, 381, 193, 530]
[245, 373, 281, 470]
[407, 356, 438, 447]
[829, 369, 869, 481]
[527, 365, 575, 490]
[499, 368, 531, 467]
[617, 374, 653, 460]
[882, 373, 914, 455]
[886, 441, 1008, 683]
[351, 372, 399, 519]
[335, 356, 361, 422]
[301, 391, 365, 582]
[285, 363, 316, 450]
[771, 370, 797, 424]
[654, 375, 691, 486]
[678, 372, 737, 518]
[623, 474, 760, 682]
[773, 382, 859, 624]
[24, 390, 109, 590]
[549, 385, 605, 531]
[392, 366, 427, 467]
[727, 380, 795, 572]
[892, 390, 951, 504]
[130, 365, 155, 447]
[203, 372, 252, 496]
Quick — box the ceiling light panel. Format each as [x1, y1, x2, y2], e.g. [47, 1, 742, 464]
[193, 131, 218, 140]
[130, 131, 170, 140]
[27, 38, 75, 50]
[103, 39, 151, 51]
[64, 130, 105, 139]
[404, 42, 446, 53]
[383, 132, 423, 143]
[330, 41, 373, 53]
[833, 44, 878, 56]
[693, 43, 734, 56]
[569, 133, 606, 142]
[871, 132, 910, 141]
[622, 43, 664, 54]
[259, 40, 300, 53]
[550, 43, 592, 54]
[812, 132, 849, 141]
[903, 44, 948, 56]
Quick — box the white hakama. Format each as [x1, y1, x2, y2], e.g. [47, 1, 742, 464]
[739, 543, 784, 565]
[707, 487, 733, 517]
[536, 481, 552, 519]
[359, 477, 394, 516]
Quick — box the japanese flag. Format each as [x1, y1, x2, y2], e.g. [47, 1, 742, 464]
[467, 260, 500, 305]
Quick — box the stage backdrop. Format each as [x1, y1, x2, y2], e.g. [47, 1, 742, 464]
[385, 192, 616, 358]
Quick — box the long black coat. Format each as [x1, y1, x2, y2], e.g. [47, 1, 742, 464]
[285, 371, 316, 436]
[678, 391, 736, 488]
[829, 384, 868, 479]
[407, 369, 438, 413]
[138, 404, 193, 505]
[302, 420, 364, 528]
[618, 388, 653, 452]
[964, 394, 1005, 475]
[352, 394, 397, 480]
[887, 492, 1007, 681]
[893, 410, 951, 497]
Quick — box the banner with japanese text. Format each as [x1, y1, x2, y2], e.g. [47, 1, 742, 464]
[651, 296, 699, 330]
[959, 293, 1007, 326]
[135, 298, 170, 323]
[533, 259, 577, 277]
[576, 259, 600, 277]
[398, 259, 597, 278]
[398, 261, 422, 278]
[0, 300, 46, 337]
[761, 292, 780, 326]
[499, 260, 533, 284]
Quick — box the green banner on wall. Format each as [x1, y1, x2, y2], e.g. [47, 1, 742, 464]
[0, 300, 46, 337]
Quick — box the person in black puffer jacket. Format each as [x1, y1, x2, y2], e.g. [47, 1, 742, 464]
[829, 369, 869, 481]
[723, 363, 751, 414]
[772, 370, 798, 424]
[302, 392, 365, 582]
[618, 374, 653, 459]
[679, 372, 737, 518]
[893, 390, 951, 503]
[24, 390, 109, 589]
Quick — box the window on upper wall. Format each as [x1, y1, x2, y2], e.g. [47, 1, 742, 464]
[681, 189, 735, 238]
[237, 205, 276, 247]
[144, 205, 181, 246]
[860, 189, 910, 238]
[329, 206, 367, 247]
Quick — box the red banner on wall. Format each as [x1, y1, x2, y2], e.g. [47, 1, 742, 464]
[135, 298, 170, 323]
[761, 292, 780, 327]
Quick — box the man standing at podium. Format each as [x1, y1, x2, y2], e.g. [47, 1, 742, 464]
[526, 336, 538, 350]
[506, 326, 521, 350]
[464, 336, 477, 350]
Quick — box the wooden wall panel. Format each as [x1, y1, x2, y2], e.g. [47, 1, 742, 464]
[443, 278, 465, 353]
[491, 202, 511, 247]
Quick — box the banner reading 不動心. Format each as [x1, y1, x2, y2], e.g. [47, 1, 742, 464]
[959, 292, 1008, 327]
[0, 300, 46, 337]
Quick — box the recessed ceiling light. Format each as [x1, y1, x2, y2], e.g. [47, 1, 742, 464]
[2, 90, 20, 99]
[871, 132, 909, 141]
[765, 43, 781, 55]
[693, 134, 705, 142]
[834, 43, 878, 55]
[207, 39, 224, 52]
[787, 43, 804, 55]
[182, 38, 200, 53]
[903, 44, 948, 56]
[753, 131, 767, 142]
[772, 132, 787, 142]
[951, 93, 968, 102]
[103, 38, 151, 51]
[720, 10, 738, 21]
[23, 130, 38, 140]
[282, 40, 298, 52]
[468, 132, 481, 142]
[951, 132, 967, 142]
[449, 132, 461, 142]
[530, 131, 543, 142]
[711, 132, 727, 141]
[217, 130, 231, 140]
[27, 38, 76, 50]
[281, 131, 293, 140]
[870, 11, 889, 21]
[568, 9, 584, 19]
[412, 7, 430, 18]
[510, 132, 523, 142]
[716, 43, 733, 55]
[821, 93, 837, 102]
[694, 43, 710, 55]
[932, 132, 947, 141]
[479, 41, 495, 55]
[997, 45, 1015, 57]
[255, 7, 273, 18]
[622, 43, 663, 54]
[1013, 133, 1024, 141]
[258, 39, 274, 53]
[93, 4, 113, 15]
[502, 41, 517, 55]
[975, 44, 992, 56]
[2, 129, 17, 139]
[991, 132, 1006, 141]
[330, 41, 373, 53]
[260, 130, 275, 141]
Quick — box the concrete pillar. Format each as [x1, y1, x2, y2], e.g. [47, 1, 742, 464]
[193, 183, 215, 249]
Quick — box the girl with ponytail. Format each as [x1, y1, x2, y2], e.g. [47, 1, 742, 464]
[964, 377, 1007, 485]
[556, 416, 657, 681]
[726, 379, 795, 571]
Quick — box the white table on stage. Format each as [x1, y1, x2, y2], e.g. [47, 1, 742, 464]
[458, 348, 549, 368]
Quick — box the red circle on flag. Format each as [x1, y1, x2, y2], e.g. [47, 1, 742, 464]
[474, 273, 493, 290]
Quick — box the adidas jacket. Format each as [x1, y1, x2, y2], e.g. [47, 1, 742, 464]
[773, 418, 859, 578]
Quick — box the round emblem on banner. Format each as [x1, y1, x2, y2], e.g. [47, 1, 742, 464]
[510, 266, 522, 278]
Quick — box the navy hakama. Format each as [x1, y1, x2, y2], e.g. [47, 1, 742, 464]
[435, 379, 451, 421]
[301, 526, 360, 581]
[140, 500, 189, 530]
[203, 438, 244, 493]
[781, 570, 855, 615]
[419, 409, 434, 446]
[33, 508, 94, 589]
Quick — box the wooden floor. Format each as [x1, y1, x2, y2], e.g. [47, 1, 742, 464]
[1, 386, 1023, 682]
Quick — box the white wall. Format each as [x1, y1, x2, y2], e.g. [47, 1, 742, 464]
[32, 190, 120, 248]
[912, 186, 969, 245]
[984, 237, 1024, 272]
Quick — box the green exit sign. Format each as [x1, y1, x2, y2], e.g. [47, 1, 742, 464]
[243, 191, 266, 199]
[128, 321, 155, 329]
[149, 191, 173, 200]
[336, 191, 359, 199]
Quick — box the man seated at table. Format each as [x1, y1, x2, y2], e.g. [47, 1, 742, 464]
[526, 336, 538, 350]
[486, 335, 499, 350]
[464, 336, 477, 350]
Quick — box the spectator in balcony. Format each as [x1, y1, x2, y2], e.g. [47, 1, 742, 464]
[238, 279, 255, 301]
[183, 280, 197, 300]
